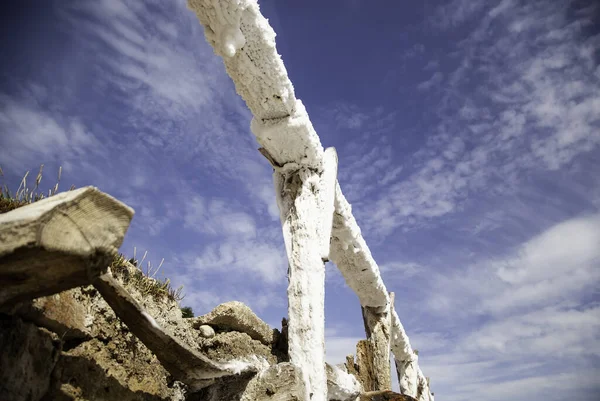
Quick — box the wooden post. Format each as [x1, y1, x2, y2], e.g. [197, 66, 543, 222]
[273, 148, 337, 401]
[0, 187, 133, 308]
[356, 339, 376, 392]
[360, 292, 393, 391]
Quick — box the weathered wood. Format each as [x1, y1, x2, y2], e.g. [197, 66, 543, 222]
[0, 187, 133, 308]
[355, 340, 376, 392]
[93, 273, 260, 391]
[186, 1, 433, 398]
[346, 354, 359, 378]
[274, 164, 327, 401]
[390, 307, 419, 397]
[317, 148, 338, 260]
[361, 292, 393, 391]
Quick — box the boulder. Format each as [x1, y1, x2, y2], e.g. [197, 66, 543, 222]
[193, 301, 276, 345]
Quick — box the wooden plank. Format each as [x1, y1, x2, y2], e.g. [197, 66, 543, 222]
[0, 187, 133, 308]
[93, 273, 260, 391]
[361, 292, 393, 391]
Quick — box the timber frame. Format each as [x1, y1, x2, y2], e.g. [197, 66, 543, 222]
[187, 1, 434, 401]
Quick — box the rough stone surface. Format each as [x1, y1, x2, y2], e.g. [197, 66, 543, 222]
[2, 264, 190, 400]
[0, 315, 61, 401]
[93, 273, 242, 389]
[326, 362, 362, 401]
[47, 337, 186, 401]
[198, 331, 278, 365]
[13, 288, 93, 340]
[192, 362, 306, 401]
[0, 258, 290, 400]
[192, 301, 276, 345]
[241, 362, 306, 401]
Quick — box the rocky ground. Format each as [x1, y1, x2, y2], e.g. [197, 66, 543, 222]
[0, 259, 290, 401]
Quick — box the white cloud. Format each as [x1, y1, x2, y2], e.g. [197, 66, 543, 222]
[0, 96, 104, 173]
[357, 0, 600, 237]
[189, 238, 286, 284]
[396, 213, 600, 400]
[185, 196, 257, 238]
[496, 215, 600, 286]
[417, 71, 443, 91]
[180, 285, 286, 317]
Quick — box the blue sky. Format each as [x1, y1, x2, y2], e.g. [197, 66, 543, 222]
[1, 0, 599, 399]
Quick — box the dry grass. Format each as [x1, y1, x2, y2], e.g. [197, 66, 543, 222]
[0, 165, 73, 214]
[110, 250, 184, 303]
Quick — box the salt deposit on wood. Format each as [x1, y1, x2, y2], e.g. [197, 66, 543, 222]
[187, 0, 434, 399]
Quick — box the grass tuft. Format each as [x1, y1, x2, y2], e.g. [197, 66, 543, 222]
[111, 250, 185, 303]
[0, 165, 71, 214]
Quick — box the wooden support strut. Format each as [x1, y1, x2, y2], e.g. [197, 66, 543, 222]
[272, 147, 337, 401]
[360, 292, 394, 392]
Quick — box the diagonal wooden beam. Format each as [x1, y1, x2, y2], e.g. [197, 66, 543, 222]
[93, 273, 264, 391]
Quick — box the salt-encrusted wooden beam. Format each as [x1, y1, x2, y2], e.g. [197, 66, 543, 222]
[273, 161, 331, 400]
[186, 1, 433, 399]
[188, 0, 325, 170]
[332, 185, 432, 400]
[0, 187, 133, 309]
[330, 182, 390, 309]
[93, 272, 264, 391]
[317, 148, 338, 260]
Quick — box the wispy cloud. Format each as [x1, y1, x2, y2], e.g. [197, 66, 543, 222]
[390, 213, 600, 400]
[359, 0, 600, 237]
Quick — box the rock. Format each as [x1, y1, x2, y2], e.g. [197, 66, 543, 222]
[0, 315, 61, 401]
[198, 331, 278, 365]
[12, 288, 93, 340]
[193, 301, 276, 345]
[241, 362, 306, 401]
[326, 362, 362, 401]
[48, 338, 186, 401]
[93, 273, 242, 389]
[192, 362, 306, 401]
[198, 324, 215, 338]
